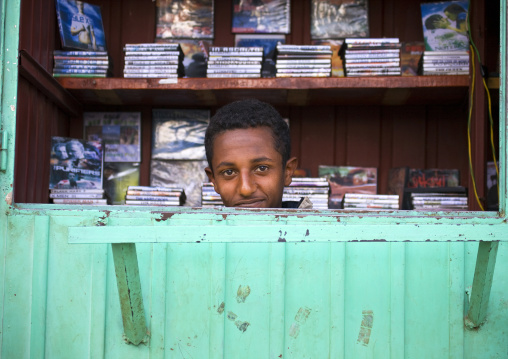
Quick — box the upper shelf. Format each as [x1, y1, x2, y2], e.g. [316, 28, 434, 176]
[55, 76, 470, 108]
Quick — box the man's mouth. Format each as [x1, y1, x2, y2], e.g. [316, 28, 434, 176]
[234, 198, 265, 208]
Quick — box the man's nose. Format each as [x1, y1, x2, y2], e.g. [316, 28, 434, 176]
[239, 171, 256, 197]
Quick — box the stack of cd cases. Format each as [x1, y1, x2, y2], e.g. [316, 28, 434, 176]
[201, 183, 224, 208]
[283, 177, 329, 209]
[275, 44, 332, 78]
[342, 38, 401, 77]
[124, 186, 186, 206]
[53, 50, 111, 78]
[123, 43, 184, 78]
[49, 188, 107, 205]
[207, 47, 263, 78]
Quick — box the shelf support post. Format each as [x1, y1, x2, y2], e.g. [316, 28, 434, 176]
[111, 243, 148, 345]
[465, 240, 499, 328]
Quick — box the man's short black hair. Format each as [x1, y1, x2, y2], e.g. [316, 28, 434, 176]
[205, 99, 291, 170]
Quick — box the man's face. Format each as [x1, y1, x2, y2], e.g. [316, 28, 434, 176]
[67, 143, 84, 159]
[205, 127, 297, 208]
[55, 145, 68, 160]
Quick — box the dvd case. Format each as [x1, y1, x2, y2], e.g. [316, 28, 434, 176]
[49, 136, 103, 189]
[155, 0, 214, 39]
[311, 0, 369, 39]
[83, 112, 141, 162]
[232, 0, 290, 34]
[55, 0, 107, 51]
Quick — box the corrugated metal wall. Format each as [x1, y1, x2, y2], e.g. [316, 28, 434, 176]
[2, 212, 508, 358]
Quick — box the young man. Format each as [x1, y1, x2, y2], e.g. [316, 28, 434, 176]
[204, 99, 312, 209]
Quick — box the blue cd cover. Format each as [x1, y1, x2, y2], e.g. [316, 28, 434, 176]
[55, 0, 107, 51]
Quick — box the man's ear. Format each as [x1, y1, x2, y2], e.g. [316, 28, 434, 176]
[284, 157, 298, 186]
[205, 167, 217, 189]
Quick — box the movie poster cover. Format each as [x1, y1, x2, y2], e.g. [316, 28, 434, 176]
[232, 0, 290, 34]
[152, 109, 210, 160]
[151, 160, 208, 207]
[83, 112, 141, 162]
[55, 0, 107, 51]
[103, 162, 140, 205]
[49, 137, 103, 189]
[420, 1, 469, 51]
[155, 0, 214, 39]
[311, 0, 369, 39]
[318, 165, 377, 209]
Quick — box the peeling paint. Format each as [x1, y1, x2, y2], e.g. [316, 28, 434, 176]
[5, 191, 12, 205]
[235, 320, 250, 332]
[217, 302, 225, 314]
[357, 310, 374, 346]
[289, 307, 311, 338]
[236, 285, 251, 303]
[10, 105, 15, 111]
[227, 311, 237, 321]
[154, 212, 174, 221]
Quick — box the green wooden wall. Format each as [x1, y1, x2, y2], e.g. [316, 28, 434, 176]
[1, 0, 508, 358]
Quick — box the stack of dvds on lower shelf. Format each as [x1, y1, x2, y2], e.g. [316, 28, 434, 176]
[283, 177, 329, 209]
[419, 50, 470, 75]
[123, 43, 184, 78]
[201, 183, 224, 208]
[275, 44, 332, 78]
[342, 193, 399, 210]
[49, 188, 107, 205]
[124, 186, 186, 206]
[410, 192, 468, 210]
[207, 47, 263, 78]
[342, 38, 401, 77]
[53, 50, 111, 78]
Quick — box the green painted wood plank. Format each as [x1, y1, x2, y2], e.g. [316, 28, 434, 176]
[148, 243, 167, 359]
[284, 243, 330, 358]
[405, 244, 452, 358]
[89, 243, 108, 358]
[2, 215, 34, 359]
[268, 243, 285, 358]
[164, 243, 217, 358]
[389, 243, 405, 359]
[329, 243, 346, 359]
[111, 243, 148, 345]
[208, 243, 226, 359]
[465, 241, 499, 328]
[68, 223, 508, 244]
[30, 215, 50, 359]
[449, 242, 465, 358]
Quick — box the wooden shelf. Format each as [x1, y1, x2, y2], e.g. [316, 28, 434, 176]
[57, 76, 470, 108]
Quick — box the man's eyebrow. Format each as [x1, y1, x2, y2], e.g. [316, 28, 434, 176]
[215, 157, 275, 168]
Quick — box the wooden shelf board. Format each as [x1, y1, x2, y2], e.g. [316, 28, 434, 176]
[57, 76, 470, 107]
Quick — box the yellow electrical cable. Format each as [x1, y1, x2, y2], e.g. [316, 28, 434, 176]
[467, 44, 485, 210]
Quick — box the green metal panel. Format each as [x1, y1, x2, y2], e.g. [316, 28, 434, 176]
[0, 0, 507, 358]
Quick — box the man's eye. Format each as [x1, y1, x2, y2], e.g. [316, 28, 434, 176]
[256, 165, 269, 172]
[222, 169, 235, 176]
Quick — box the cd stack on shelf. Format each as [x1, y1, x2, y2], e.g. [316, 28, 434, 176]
[207, 47, 263, 78]
[284, 177, 329, 209]
[124, 186, 186, 206]
[201, 183, 224, 208]
[342, 193, 400, 210]
[410, 192, 468, 210]
[419, 50, 470, 75]
[275, 44, 332, 78]
[50, 188, 107, 205]
[342, 38, 401, 77]
[123, 43, 184, 78]
[53, 50, 111, 78]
